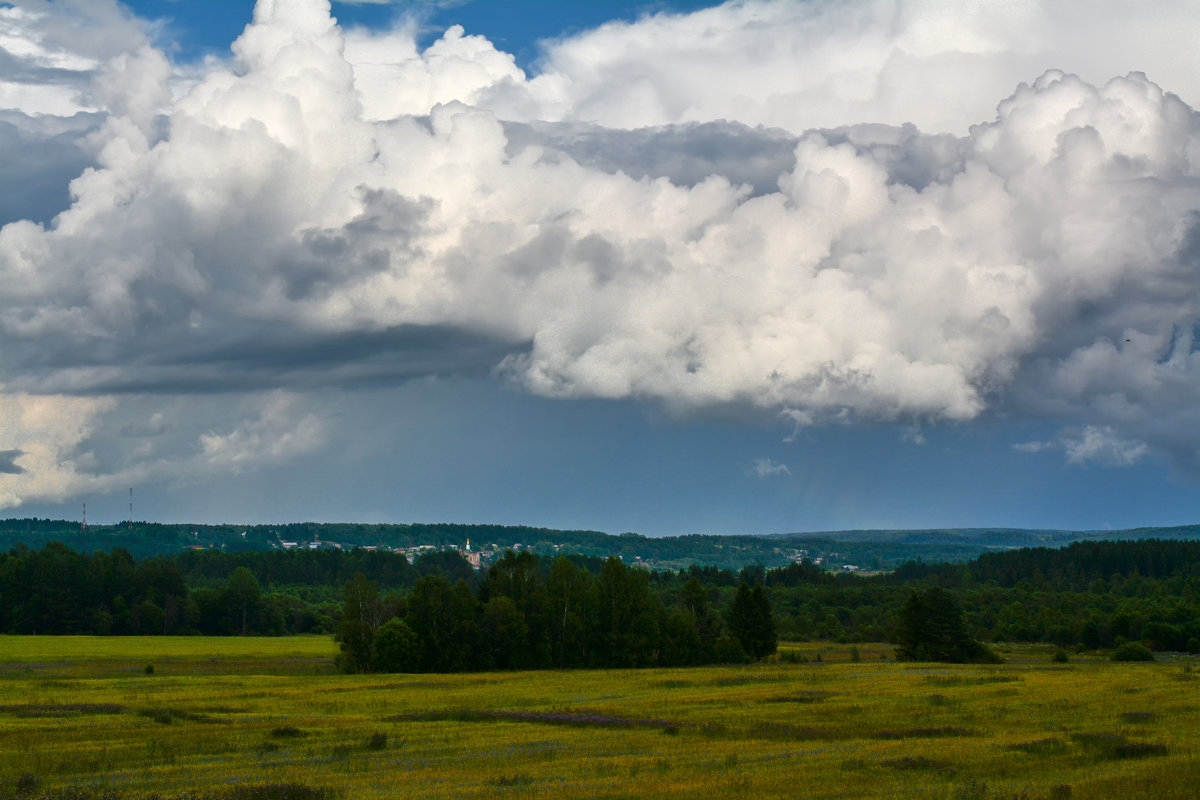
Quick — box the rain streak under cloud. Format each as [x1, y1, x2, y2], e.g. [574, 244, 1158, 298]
[2, 0, 1200, 531]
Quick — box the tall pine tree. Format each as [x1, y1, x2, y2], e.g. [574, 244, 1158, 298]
[895, 587, 999, 663]
[728, 582, 777, 660]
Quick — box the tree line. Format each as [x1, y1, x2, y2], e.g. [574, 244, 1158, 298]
[765, 540, 1200, 652]
[0, 543, 776, 666]
[335, 550, 776, 672]
[1, 538, 1197, 658]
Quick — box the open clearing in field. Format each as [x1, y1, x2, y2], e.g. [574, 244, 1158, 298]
[0, 638, 1196, 799]
[0, 635, 336, 680]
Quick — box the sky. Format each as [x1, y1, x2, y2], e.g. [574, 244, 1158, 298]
[3, 1, 1200, 537]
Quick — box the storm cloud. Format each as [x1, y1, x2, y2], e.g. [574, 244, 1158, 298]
[3, 0, 1200, 510]
[0, 450, 23, 474]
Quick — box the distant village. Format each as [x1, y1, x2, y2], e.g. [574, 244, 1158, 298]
[274, 535, 505, 570]
[259, 532, 845, 572]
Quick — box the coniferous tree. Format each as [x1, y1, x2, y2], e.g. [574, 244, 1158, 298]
[895, 586, 999, 663]
[680, 577, 724, 659]
[727, 582, 777, 660]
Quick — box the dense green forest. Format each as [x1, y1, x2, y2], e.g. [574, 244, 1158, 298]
[0, 518, 981, 570]
[5, 517, 1200, 570]
[1, 539, 1197, 664]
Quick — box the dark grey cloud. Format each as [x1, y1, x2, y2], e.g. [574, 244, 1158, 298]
[0, 111, 100, 226]
[7, 322, 523, 396]
[0, 450, 24, 475]
[0, 46, 90, 88]
[505, 119, 798, 196]
[818, 123, 969, 192]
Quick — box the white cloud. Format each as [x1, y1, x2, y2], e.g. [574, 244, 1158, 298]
[198, 391, 326, 473]
[0, 0, 153, 116]
[4, 0, 1200, 511]
[0, 388, 328, 510]
[468, 0, 1200, 135]
[344, 23, 524, 121]
[1064, 426, 1149, 467]
[0, 389, 116, 508]
[1013, 426, 1150, 468]
[750, 458, 790, 479]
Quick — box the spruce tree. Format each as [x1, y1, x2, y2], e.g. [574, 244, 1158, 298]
[728, 582, 777, 660]
[895, 587, 999, 663]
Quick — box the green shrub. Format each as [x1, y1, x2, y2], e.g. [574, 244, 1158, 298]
[1070, 731, 1168, 760]
[269, 726, 306, 738]
[1111, 643, 1155, 662]
[882, 756, 951, 772]
[371, 618, 421, 673]
[216, 785, 330, 800]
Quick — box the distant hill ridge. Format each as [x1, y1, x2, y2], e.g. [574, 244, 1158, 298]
[2, 518, 1199, 571]
[770, 525, 1200, 546]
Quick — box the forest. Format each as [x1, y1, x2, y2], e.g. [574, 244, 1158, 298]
[0, 538, 1198, 667]
[6, 516, 1200, 569]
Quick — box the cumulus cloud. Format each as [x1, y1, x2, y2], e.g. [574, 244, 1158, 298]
[344, 22, 524, 121]
[0, 0, 153, 116]
[1064, 426, 1149, 467]
[1016, 425, 1150, 467]
[0, 387, 328, 509]
[471, 0, 1200, 134]
[4, 0, 1200, 509]
[0, 109, 100, 226]
[0, 390, 116, 508]
[750, 458, 790, 479]
[198, 391, 326, 473]
[335, 1, 1200, 134]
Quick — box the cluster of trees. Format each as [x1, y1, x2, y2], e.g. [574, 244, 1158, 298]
[885, 540, 1200, 652]
[0, 543, 354, 636]
[894, 587, 999, 663]
[0, 543, 497, 636]
[2, 538, 1197, 661]
[335, 551, 776, 673]
[0, 543, 188, 635]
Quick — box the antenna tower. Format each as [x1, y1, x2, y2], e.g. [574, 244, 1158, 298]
[129, 487, 133, 528]
[81, 502, 87, 533]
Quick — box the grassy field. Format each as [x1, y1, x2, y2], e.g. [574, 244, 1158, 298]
[0, 637, 1196, 799]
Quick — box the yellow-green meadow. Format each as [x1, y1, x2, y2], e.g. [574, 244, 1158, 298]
[0, 637, 1196, 799]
